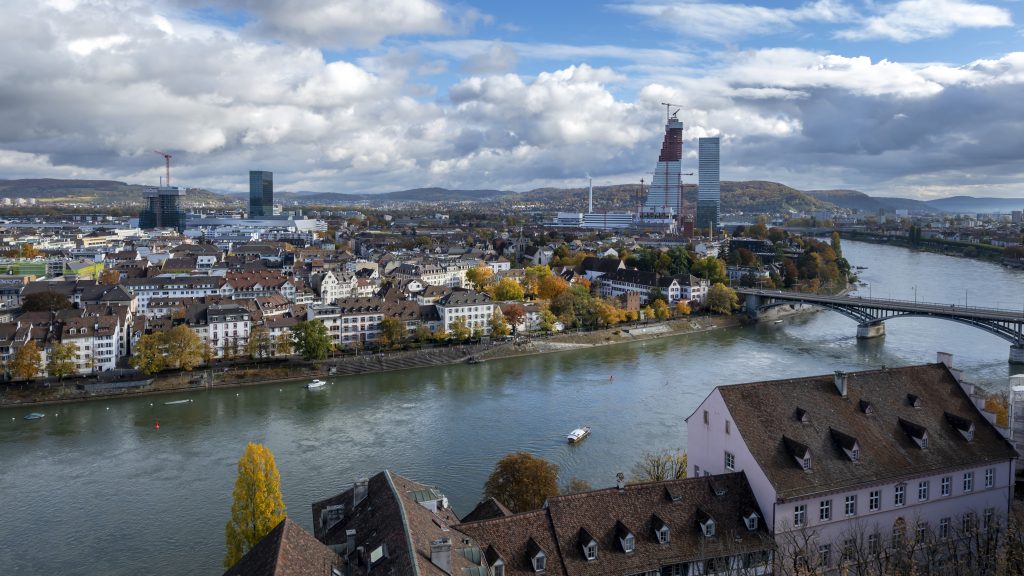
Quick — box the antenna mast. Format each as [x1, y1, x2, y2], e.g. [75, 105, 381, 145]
[153, 150, 172, 186]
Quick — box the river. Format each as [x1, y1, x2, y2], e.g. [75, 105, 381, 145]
[2, 240, 1023, 575]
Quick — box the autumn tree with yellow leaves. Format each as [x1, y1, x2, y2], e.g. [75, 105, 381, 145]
[224, 442, 287, 568]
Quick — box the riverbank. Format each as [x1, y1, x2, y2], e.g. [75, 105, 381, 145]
[0, 314, 745, 408]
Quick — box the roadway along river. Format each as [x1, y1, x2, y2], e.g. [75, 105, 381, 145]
[2, 240, 1023, 575]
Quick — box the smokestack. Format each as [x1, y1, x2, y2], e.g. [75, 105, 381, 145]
[588, 178, 594, 214]
[834, 371, 848, 398]
[431, 538, 452, 574]
[346, 529, 356, 555]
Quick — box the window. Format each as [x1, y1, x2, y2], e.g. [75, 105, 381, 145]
[964, 471, 974, 493]
[851, 447, 860, 462]
[725, 451, 735, 471]
[725, 420, 731, 434]
[985, 508, 995, 531]
[820, 499, 832, 522]
[939, 517, 950, 539]
[894, 484, 905, 507]
[534, 553, 546, 573]
[745, 514, 758, 531]
[845, 495, 857, 517]
[703, 520, 715, 538]
[869, 490, 880, 511]
[963, 513, 976, 533]
[842, 538, 856, 562]
[703, 410, 709, 425]
[694, 465, 700, 477]
[941, 476, 951, 496]
[918, 480, 929, 501]
[818, 544, 831, 568]
[794, 504, 806, 527]
[584, 542, 597, 560]
[657, 526, 669, 544]
[916, 522, 928, 543]
[802, 456, 811, 470]
[892, 523, 905, 548]
[985, 468, 995, 488]
[868, 533, 880, 556]
[623, 535, 634, 553]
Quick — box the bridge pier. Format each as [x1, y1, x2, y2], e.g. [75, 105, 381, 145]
[857, 321, 886, 339]
[1011, 345, 1024, 365]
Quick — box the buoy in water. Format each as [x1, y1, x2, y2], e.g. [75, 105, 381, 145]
[154, 420, 160, 430]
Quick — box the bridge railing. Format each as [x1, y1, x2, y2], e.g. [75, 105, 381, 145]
[744, 289, 1024, 316]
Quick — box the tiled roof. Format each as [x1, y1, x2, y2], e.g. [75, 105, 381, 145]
[716, 363, 1019, 501]
[457, 510, 566, 576]
[223, 517, 342, 576]
[460, 498, 513, 523]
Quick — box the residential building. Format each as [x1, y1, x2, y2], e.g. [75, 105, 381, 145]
[308, 298, 383, 346]
[686, 357, 1017, 570]
[436, 289, 496, 335]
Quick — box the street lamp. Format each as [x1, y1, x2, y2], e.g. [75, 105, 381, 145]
[913, 285, 917, 304]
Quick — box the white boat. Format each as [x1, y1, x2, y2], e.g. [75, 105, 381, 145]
[567, 426, 591, 443]
[24, 412, 45, 420]
[306, 379, 327, 390]
[164, 399, 192, 405]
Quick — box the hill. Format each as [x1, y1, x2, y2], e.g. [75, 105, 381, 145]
[925, 196, 1024, 214]
[0, 178, 230, 207]
[805, 189, 933, 213]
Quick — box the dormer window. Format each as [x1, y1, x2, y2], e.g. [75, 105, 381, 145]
[702, 519, 716, 538]
[744, 512, 759, 532]
[859, 399, 874, 415]
[784, 436, 811, 471]
[578, 528, 597, 561]
[492, 561, 504, 576]
[945, 412, 976, 442]
[795, 408, 809, 424]
[830, 428, 860, 463]
[622, 534, 634, 553]
[899, 418, 929, 449]
[802, 456, 811, 470]
[657, 525, 669, 544]
[585, 542, 597, 560]
[908, 394, 921, 409]
[534, 553, 546, 572]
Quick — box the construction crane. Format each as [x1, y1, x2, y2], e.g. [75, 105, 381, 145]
[659, 102, 682, 122]
[153, 150, 172, 186]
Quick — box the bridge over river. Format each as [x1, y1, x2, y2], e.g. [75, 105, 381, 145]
[737, 288, 1024, 364]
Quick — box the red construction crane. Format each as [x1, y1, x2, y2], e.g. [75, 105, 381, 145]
[153, 150, 172, 186]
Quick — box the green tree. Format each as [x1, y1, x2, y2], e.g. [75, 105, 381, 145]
[46, 342, 78, 380]
[292, 320, 332, 361]
[11, 341, 42, 381]
[224, 443, 287, 568]
[377, 317, 406, 349]
[433, 327, 449, 343]
[133, 333, 165, 375]
[690, 256, 728, 285]
[483, 452, 559, 513]
[489, 310, 510, 338]
[414, 324, 433, 343]
[653, 299, 671, 320]
[538, 309, 557, 333]
[491, 277, 525, 301]
[165, 325, 203, 371]
[707, 283, 739, 315]
[465, 264, 494, 291]
[245, 327, 272, 361]
[830, 231, 843, 259]
[21, 291, 72, 312]
[630, 449, 688, 482]
[451, 317, 471, 342]
[273, 333, 293, 357]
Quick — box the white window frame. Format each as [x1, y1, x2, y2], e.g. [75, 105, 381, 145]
[918, 480, 929, 501]
[985, 468, 994, 488]
[819, 499, 832, 522]
[585, 542, 597, 561]
[941, 476, 951, 496]
[894, 484, 905, 507]
[939, 517, 950, 539]
[724, 451, 735, 471]
[794, 504, 806, 527]
[964, 471, 974, 493]
[869, 490, 880, 511]
[844, 495, 857, 517]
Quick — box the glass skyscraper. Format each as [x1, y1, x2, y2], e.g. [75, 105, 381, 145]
[249, 170, 273, 217]
[696, 137, 720, 233]
[139, 187, 186, 232]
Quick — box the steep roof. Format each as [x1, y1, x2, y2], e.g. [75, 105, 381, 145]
[223, 518, 342, 576]
[716, 363, 1018, 501]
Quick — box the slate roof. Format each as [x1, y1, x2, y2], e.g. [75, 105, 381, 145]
[437, 289, 492, 307]
[600, 268, 657, 287]
[223, 517, 342, 576]
[457, 510, 566, 576]
[461, 498, 513, 523]
[715, 363, 1019, 501]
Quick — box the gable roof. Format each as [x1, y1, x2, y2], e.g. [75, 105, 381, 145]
[716, 363, 1018, 501]
[222, 518, 342, 576]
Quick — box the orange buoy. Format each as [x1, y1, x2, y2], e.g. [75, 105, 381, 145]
[154, 420, 160, 430]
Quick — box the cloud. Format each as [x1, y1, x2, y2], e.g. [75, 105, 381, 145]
[837, 0, 1012, 42]
[461, 41, 519, 74]
[609, 0, 855, 40]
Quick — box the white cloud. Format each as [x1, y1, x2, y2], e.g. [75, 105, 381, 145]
[838, 0, 1012, 42]
[609, 0, 855, 40]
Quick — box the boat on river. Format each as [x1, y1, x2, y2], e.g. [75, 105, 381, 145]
[567, 426, 591, 443]
[164, 399, 192, 405]
[24, 412, 45, 420]
[306, 379, 327, 390]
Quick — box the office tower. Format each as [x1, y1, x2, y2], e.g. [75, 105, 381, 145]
[139, 187, 187, 232]
[696, 137, 720, 233]
[643, 113, 684, 214]
[249, 170, 273, 217]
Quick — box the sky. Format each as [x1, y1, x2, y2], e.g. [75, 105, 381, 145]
[0, 0, 1022, 199]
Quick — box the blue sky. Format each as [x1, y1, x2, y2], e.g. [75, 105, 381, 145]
[0, 0, 1022, 199]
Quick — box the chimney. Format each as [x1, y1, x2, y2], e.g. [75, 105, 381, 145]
[834, 371, 848, 398]
[616, 472, 625, 490]
[346, 529, 356, 555]
[353, 478, 368, 506]
[937, 351, 953, 369]
[430, 538, 452, 574]
[588, 179, 594, 214]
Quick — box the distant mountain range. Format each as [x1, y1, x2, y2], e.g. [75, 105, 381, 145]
[0, 178, 1020, 214]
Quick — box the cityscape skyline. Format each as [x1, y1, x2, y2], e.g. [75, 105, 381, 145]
[0, 1, 1023, 199]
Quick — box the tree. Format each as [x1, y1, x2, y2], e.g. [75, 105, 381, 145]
[653, 299, 671, 320]
[562, 478, 593, 495]
[99, 268, 121, 285]
[502, 304, 526, 333]
[538, 309, 557, 333]
[414, 324, 433, 343]
[11, 341, 42, 381]
[830, 231, 843, 259]
[4, 242, 41, 258]
[537, 275, 569, 300]
[292, 320, 332, 361]
[165, 325, 204, 371]
[491, 277, 525, 301]
[273, 333, 293, 357]
[690, 256, 728, 285]
[224, 442, 286, 568]
[451, 317, 471, 342]
[674, 300, 692, 317]
[133, 333, 165, 375]
[433, 327, 449, 343]
[641, 305, 655, 320]
[707, 283, 739, 315]
[21, 291, 72, 312]
[523, 265, 551, 297]
[483, 452, 559, 513]
[465, 264, 494, 291]
[377, 317, 406, 349]
[245, 327, 272, 361]
[630, 450, 688, 482]
[46, 342, 78, 380]
[489, 310, 510, 338]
